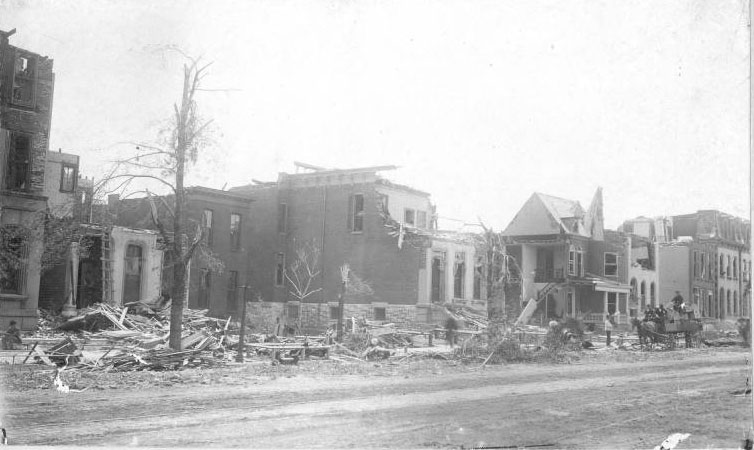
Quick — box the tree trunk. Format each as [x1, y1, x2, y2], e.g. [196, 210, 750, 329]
[168, 65, 191, 351]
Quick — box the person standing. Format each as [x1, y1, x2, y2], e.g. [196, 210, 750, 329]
[2, 321, 21, 350]
[604, 314, 614, 347]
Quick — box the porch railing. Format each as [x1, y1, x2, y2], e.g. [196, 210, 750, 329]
[582, 313, 629, 325]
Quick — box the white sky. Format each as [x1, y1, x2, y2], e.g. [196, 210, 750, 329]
[0, 0, 749, 230]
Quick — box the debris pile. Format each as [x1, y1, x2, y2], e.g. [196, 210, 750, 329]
[24, 302, 231, 372]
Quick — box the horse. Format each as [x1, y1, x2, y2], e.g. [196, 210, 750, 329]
[631, 317, 659, 350]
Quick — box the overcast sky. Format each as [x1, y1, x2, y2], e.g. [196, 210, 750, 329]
[0, 0, 749, 230]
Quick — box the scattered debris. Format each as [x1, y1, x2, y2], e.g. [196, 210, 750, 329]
[654, 432, 690, 450]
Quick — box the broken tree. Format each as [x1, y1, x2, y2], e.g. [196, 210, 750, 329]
[100, 58, 216, 350]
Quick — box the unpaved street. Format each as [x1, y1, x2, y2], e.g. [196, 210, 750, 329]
[4, 350, 751, 449]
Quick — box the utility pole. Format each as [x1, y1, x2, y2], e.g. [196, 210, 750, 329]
[337, 279, 346, 342]
[236, 285, 250, 363]
[337, 264, 349, 342]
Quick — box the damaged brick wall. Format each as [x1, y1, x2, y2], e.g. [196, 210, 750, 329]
[0, 46, 55, 194]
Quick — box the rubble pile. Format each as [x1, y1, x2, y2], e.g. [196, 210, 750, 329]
[24, 302, 232, 372]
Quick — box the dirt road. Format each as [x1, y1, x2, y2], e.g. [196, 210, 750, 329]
[4, 349, 751, 448]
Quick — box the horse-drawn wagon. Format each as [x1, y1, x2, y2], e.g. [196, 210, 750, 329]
[632, 307, 703, 350]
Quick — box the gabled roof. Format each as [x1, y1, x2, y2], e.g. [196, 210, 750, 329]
[502, 193, 588, 237]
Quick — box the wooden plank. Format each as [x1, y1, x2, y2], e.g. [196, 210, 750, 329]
[118, 308, 128, 326]
[22, 341, 39, 364]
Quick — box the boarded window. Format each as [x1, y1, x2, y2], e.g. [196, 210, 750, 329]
[7, 133, 31, 191]
[60, 164, 77, 192]
[230, 213, 241, 250]
[226, 270, 238, 312]
[374, 307, 386, 321]
[604, 253, 618, 276]
[275, 253, 285, 286]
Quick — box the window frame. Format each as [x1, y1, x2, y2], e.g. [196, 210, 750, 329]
[351, 193, 365, 233]
[6, 131, 32, 191]
[404, 208, 416, 226]
[226, 270, 238, 312]
[453, 251, 466, 299]
[59, 163, 78, 193]
[604, 252, 618, 277]
[10, 51, 38, 108]
[229, 213, 242, 251]
[202, 209, 214, 247]
[275, 252, 286, 287]
[277, 203, 288, 234]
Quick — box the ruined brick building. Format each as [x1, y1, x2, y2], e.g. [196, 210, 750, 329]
[660, 210, 750, 319]
[0, 29, 56, 329]
[229, 163, 485, 332]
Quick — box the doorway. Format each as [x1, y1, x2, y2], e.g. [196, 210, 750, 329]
[123, 244, 143, 303]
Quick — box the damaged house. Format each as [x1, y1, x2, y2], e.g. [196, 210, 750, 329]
[0, 29, 55, 329]
[109, 187, 253, 317]
[38, 152, 165, 315]
[229, 163, 487, 332]
[659, 210, 750, 320]
[618, 216, 662, 317]
[502, 189, 632, 327]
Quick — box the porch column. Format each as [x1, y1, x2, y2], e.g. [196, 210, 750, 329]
[603, 290, 608, 320]
[61, 242, 79, 318]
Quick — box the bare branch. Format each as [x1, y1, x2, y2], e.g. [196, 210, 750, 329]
[105, 174, 177, 193]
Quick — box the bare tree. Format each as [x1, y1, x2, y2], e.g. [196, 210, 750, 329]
[284, 240, 323, 301]
[100, 58, 215, 350]
[478, 222, 522, 321]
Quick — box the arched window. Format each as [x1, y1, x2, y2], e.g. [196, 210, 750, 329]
[720, 255, 725, 277]
[734, 291, 739, 316]
[650, 282, 656, 306]
[727, 255, 731, 279]
[727, 290, 732, 316]
[733, 258, 738, 280]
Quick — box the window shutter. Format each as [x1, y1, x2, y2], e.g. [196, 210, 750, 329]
[347, 194, 353, 231]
